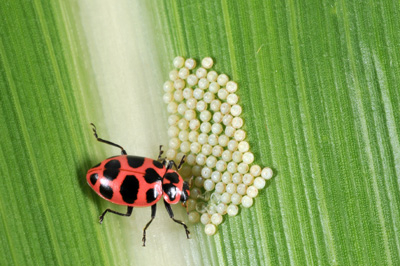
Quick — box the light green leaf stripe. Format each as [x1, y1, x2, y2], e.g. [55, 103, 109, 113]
[0, 0, 124, 265]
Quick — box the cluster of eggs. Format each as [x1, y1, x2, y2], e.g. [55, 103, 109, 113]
[163, 57, 273, 235]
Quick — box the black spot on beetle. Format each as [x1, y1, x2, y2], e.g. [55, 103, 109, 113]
[164, 172, 179, 184]
[120, 175, 139, 204]
[127, 156, 145, 168]
[90, 173, 98, 185]
[146, 188, 158, 203]
[182, 181, 189, 192]
[144, 168, 161, 183]
[180, 182, 190, 202]
[100, 183, 113, 199]
[152, 160, 164, 169]
[105, 159, 121, 169]
[163, 184, 177, 201]
[103, 169, 119, 181]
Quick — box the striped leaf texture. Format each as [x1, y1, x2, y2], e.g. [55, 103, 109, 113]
[0, 0, 399, 265]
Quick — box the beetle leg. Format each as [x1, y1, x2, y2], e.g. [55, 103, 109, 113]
[142, 204, 157, 247]
[188, 176, 194, 188]
[90, 123, 127, 155]
[99, 206, 133, 224]
[163, 201, 190, 239]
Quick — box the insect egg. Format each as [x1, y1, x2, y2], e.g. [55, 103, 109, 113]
[163, 57, 274, 235]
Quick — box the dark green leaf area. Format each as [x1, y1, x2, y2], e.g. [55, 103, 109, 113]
[150, 0, 400, 265]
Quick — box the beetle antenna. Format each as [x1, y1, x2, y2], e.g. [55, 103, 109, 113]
[177, 155, 186, 170]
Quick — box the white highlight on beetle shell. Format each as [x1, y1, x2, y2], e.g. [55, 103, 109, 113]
[163, 57, 274, 235]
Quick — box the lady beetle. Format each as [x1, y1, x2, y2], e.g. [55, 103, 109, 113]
[86, 124, 190, 246]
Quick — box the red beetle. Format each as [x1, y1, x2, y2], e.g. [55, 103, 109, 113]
[86, 124, 190, 246]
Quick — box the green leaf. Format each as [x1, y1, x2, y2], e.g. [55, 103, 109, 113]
[149, 0, 400, 265]
[0, 1, 128, 265]
[1, 0, 399, 265]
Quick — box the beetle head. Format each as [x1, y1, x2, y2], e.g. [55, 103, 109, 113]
[162, 169, 190, 205]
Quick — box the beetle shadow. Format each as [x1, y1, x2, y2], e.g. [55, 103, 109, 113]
[76, 158, 98, 204]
